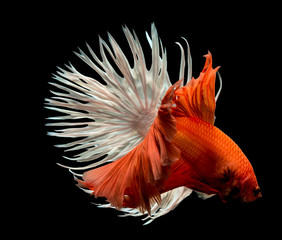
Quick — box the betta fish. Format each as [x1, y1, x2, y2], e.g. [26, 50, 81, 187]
[46, 23, 261, 224]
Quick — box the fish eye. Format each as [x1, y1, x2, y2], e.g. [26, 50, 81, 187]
[253, 187, 260, 197]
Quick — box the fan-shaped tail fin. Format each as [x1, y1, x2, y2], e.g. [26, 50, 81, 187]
[46, 24, 171, 170]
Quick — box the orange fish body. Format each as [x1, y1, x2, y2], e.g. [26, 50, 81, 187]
[163, 116, 260, 203]
[163, 52, 261, 203]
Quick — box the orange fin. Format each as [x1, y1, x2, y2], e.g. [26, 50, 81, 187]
[173, 52, 220, 124]
[160, 157, 192, 193]
[80, 81, 182, 214]
[162, 157, 218, 196]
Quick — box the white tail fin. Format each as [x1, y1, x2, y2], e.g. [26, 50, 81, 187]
[45, 23, 171, 170]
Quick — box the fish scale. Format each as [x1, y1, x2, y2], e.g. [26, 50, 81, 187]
[172, 117, 253, 185]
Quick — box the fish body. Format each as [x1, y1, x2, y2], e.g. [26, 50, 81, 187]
[164, 116, 260, 203]
[46, 24, 261, 223]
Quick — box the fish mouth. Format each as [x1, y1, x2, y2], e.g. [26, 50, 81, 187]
[257, 192, 262, 198]
[241, 193, 262, 203]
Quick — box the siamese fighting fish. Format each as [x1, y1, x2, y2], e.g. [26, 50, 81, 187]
[46, 23, 261, 224]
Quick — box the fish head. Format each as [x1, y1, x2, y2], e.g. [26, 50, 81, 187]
[217, 167, 261, 203]
[239, 173, 262, 203]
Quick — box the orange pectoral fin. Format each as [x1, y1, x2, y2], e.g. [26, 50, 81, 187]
[185, 179, 219, 196]
[173, 52, 220, 125]
[80, 81, 182, 214]
[161, 157, 219, 196]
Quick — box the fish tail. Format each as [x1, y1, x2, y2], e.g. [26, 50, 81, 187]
[80, 81, 182, 214]
[45, 23, 171, 171]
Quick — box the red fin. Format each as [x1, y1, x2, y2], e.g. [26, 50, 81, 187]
[160, 157, 191, 193]
[173, 52, 220, 124]
[80, 81, 182, 214]
[185, 179, 218, 195]
[162, 157, 219, 195]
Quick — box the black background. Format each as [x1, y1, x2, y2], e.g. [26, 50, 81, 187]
[10, 2, 280, 238]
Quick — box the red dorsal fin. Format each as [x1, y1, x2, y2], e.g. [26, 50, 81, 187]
[173, 52, 220, 125]
[79, 81, 182, 214]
